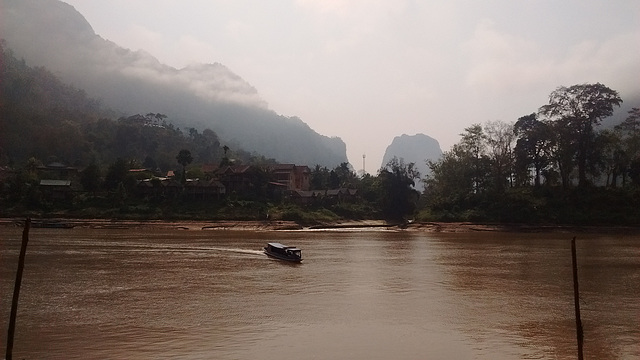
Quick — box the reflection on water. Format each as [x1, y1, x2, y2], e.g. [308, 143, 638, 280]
[1, 228, 639, 359]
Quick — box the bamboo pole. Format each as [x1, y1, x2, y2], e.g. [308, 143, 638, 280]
[5, 218, 31, 360]
[571, 236, 584, 360]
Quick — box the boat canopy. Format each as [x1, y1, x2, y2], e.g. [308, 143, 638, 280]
[268, 242, 300, 250]
[268, 242, 287, 249]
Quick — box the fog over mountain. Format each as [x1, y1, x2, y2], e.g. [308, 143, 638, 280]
[381, 134, 442, 189]
[1, 0, 347, 167]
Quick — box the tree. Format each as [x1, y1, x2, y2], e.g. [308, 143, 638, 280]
[176, 149, 193, 184]
[513, 113, 552, 186]
[614, 107, 640, 186]
[458, 124, 491, 193]
[219, 145, 233, 167]
[598, 129, 627, 187]
[546, 120, 577, 189]
[104, 158, 129, 190]
[243, 166, 272, 200]
[377, 157, 420, 221]
[333, 162, 357, 188]
[328, 170, 340, 189]
[142, 156, 157, 170]
[196, 128, 221, 164]
[80, 161, 101, 195]
[356, 172, 379, 204]
[310, 165, 329, 189]
[484, 120, 515, 191]
[539, 83, 622, 186]
[425, 143, 476, 214]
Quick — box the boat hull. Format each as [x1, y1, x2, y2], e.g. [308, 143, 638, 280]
[264, 248, 302, 263]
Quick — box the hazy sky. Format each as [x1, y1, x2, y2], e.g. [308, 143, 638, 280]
[62, 0, 640, 172]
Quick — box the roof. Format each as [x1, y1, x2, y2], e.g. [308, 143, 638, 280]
[269, 164, 295, 171]
[268, 164, 310, 173]
[201, 163, 217, 173]
[185, 179, 226, 188]
[268, 181, 288, 187]
[229, 165, 251, 173]
[40, 179, 71, 186]
[45, 162, 67, 168]
[291, 190, 325, 197]
[217, 165, 252, 175]
[267, 242, 300, 250]
[37, 163, 77, 171]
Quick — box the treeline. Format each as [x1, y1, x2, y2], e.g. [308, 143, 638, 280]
[423, 83, 640, 224]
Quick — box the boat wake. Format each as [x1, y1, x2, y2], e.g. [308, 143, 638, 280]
[148, 245, 265, 257]
[205, 247, 264, 255]
[30, 240, 265, 257]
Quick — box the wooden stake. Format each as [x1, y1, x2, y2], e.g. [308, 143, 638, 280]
[5, 218, 31, 360]
[571, 236, 584, 360]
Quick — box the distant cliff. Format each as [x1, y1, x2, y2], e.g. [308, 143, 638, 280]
[381, 134, 442, 188]
[2, 0, 347, 167]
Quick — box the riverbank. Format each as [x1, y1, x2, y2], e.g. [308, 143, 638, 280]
[2, 218, 640, 234]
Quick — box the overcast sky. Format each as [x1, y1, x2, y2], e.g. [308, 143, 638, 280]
[62, 0, 640, 173]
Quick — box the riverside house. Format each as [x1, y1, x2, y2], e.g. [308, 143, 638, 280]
[268, 164, 310, 191]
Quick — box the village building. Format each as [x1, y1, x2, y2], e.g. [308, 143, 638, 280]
[268, 164, 310, 191]
[39, 179, 75, 201]
[290, 188, 358, 206]
[184, 178, 226, 199]
[216, 165, 253, 193]
[36, 162, 79, 201]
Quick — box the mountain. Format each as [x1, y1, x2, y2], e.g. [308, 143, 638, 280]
[381, 133, 443, 188]
[1, 0, 347, 167]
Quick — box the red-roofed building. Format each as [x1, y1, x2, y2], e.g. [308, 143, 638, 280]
[201, 163, 217, 174]
[268, 164, 310, 191]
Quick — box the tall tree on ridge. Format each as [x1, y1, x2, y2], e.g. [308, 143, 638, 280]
[539, 83, 622, 187]
[513, 113, 552, 187]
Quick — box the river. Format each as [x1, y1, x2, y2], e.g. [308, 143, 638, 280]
[1, 227, 639, 359]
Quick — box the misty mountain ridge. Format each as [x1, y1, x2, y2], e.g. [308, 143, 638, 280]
[2, 0, 347, 167]
[381, 133, 443, 189]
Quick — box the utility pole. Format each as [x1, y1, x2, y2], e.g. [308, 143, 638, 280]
[362, 154, 366, 175]
[6, 218, 31, 360]
[571, 237, 584, 360]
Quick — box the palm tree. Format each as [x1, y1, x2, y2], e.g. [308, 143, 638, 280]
[176, 149, 193, 184]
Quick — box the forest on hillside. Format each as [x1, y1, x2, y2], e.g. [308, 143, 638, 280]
[1, 42, 639, 225]
[0, 43, 263, 170]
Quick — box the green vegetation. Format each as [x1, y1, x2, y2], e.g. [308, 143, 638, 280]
[1, 41, 639, 225]
[424, 84, 640, 225]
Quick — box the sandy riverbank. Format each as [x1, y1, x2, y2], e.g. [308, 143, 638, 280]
[2, 218, 640, 234]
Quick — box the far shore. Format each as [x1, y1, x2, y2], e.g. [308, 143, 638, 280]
[1, 218, 640, 234]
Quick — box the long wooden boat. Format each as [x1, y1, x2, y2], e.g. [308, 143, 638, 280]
[264, 242, 302, 263]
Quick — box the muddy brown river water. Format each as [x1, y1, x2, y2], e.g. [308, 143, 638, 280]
[1, 228, 639, 359]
